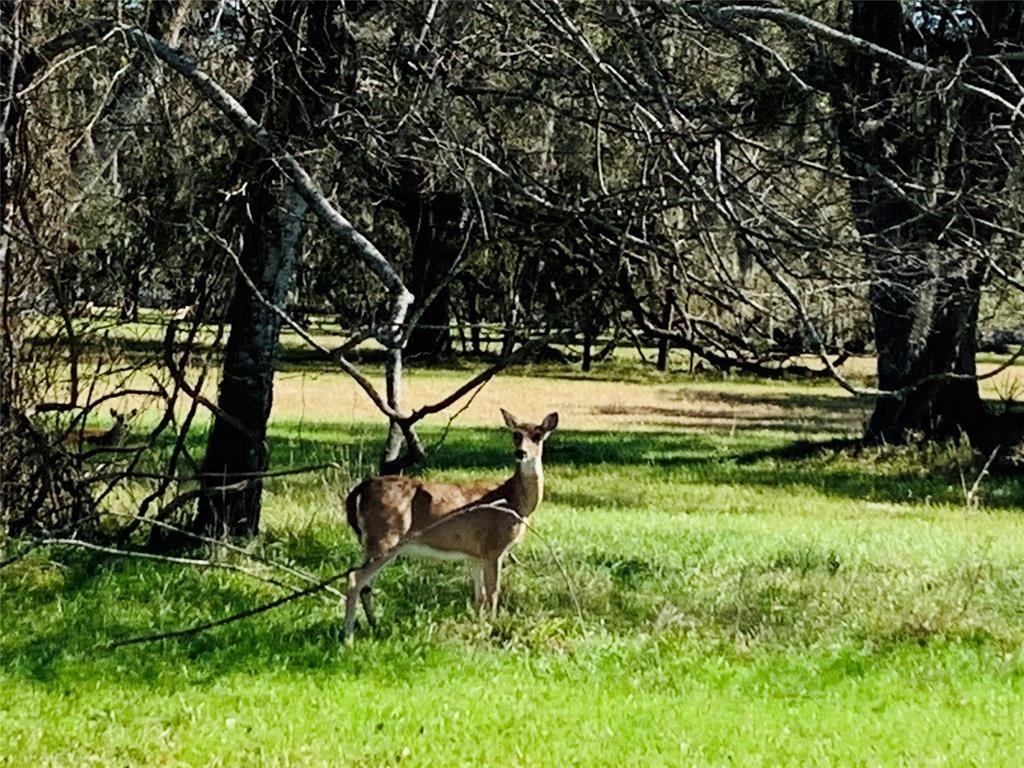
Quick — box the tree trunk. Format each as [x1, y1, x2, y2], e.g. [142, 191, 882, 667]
[408, 281, 452, 359]
[399, 189, 470, 360]
[866, 249, 987, 442]
[581, 327, 593, 372]
[835, 0, 1022, 443]
[120, 262, 141, 322]
[191, 0, 349, 537]
[194, 187, 306, 537]
[464, 275, 482, 354]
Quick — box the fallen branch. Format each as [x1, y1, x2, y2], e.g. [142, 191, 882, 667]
[106, 569, 352, 649]
[106, 497, 583, 648]
[964, 446, 1001, 509]
[36, 538, 298, 593]
[103, 511, 346, 600]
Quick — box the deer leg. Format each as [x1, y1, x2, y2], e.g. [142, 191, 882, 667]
[472, 561, 486, 609]
[343, 570, 365, 641]
[359, 586, 377, 628]
[482, 555, 502, 616]
[343, 553, 392, 641]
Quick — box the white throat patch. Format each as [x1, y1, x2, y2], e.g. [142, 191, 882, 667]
[518, 457, 542, 477]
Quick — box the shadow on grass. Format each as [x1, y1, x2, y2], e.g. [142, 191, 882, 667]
[5, 527, 1014, 689]
[258, 421, 1024, 512]
[591, 389, 869, 435]
[0, 542, 500, 686]
[5, 414, 1022, 689]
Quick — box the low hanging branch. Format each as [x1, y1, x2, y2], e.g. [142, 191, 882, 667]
[15, 19, 421, 469]
[106, 25, 425, 468]
[110, 26, 415, 340]
[198, 221, 557, 474]
[616, 265, 847, 380]
[710, 5, 1024, 117]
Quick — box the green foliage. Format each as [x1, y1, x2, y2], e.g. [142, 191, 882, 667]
[2, 387, 1023, 765]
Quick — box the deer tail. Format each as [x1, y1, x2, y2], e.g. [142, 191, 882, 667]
[345, 480, 369, 538]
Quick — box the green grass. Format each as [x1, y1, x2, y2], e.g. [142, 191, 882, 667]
[3, 376, 1024, 765]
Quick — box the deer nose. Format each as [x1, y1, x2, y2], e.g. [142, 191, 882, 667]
[514, 449, 526, 460]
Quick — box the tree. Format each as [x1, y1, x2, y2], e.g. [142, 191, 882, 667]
[396, 184, 466, 360]
[194, 1, 351, 537]
[6, 0, 1022, 543]
[834, 0, 1024, 443]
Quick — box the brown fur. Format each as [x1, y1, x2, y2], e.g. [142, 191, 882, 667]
[66, 408, 136, 449]
[342, 409, 558, 639]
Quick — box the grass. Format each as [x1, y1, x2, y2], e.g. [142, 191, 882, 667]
[3, 361, 1024, 766]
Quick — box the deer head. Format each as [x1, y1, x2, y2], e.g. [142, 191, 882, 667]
[500, 408, 558, 464]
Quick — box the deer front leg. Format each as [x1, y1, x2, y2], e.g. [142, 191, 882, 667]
[482, 555, 502, 616]
[472, 561, 486, 609]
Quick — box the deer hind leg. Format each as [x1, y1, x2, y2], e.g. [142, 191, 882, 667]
[343, 551, 392, 641]
[481, 555, 502, 616]
[343, 568, 366, 641]
[359, 586, 377, 628]
[343, 527, 404, 640]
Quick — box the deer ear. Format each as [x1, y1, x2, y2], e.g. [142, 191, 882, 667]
[541, 412, 559, 432]
[500, 408, 519, 429]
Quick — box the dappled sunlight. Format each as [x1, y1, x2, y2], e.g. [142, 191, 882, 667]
[5, 368, 1024, 766]
[9, 334, 1024, 768]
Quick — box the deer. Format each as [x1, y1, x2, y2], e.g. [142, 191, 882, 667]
[342, 408, 558, 639]
[66, 408, 136, 449]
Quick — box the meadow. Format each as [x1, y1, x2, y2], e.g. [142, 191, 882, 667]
[2, 346, 1024, 766]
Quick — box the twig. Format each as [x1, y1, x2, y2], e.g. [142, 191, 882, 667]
[477, 503, 586, 628]
[106, 496, 585, 648]
[712, 5, 1022, 115]
[201, 462, 341, 481]
[196, 221, 403, 422]
[102, 511, 346, 600]
[965, 446, 1001, 509]
[106, 569, 353, 649]
[104, 499, 501, 648]
[0, 539, 47, 569]
[37, 538, 298, 592]
[427, 380, 491, 458]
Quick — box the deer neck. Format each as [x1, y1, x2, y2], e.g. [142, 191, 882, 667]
[507, 457, 543, 517]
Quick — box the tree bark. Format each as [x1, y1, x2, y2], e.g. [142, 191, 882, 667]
[836, 0, 1022, 443]
[398, 188, 470, 360]
[865, 248, 988, 442]
[193, 1, 346, 536]
[655, 284, 675, 372]
[194, 186, 306, 537]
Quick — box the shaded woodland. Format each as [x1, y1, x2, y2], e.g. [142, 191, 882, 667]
[2, 0, 1023, 540]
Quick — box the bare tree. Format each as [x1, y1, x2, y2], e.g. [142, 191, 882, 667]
[194, 1, 352, 537]
[831, 0, 1023, 442]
